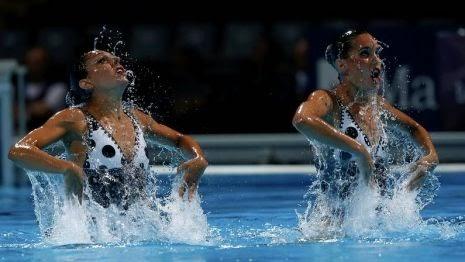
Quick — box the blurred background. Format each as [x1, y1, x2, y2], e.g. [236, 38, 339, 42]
[1, 1, 465, 185]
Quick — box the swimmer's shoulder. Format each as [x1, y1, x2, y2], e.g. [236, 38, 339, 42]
[45, 107, 87, 134]
[305, 89, 336, 111]
[376, 95, 403, 119]
[130, 108, 158, 131]
[377, 95, 391, 107]
[376, 95, 397, 112]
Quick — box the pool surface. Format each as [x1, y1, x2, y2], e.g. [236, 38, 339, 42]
[1, 172, 465, 261]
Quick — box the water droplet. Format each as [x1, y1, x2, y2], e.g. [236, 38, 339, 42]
[126, 70, 135, 87]
[113, 41, 124, 55]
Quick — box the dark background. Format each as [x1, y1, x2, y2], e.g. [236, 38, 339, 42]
[2, 1, 465, 134]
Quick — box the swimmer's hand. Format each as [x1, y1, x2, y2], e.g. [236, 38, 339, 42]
[353, 147, 375, 186]
[406, 155, 438, 191]
[63, 162, 85, 202]
[63, 162, 85, 182]
[177, 157, 208, 200]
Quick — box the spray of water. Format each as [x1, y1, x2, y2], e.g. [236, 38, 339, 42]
[126, 70, 135, 87]
[90, 26, 169, 117]
[113, 41, 124, 55]
[297, 135, 448, 242]
[26, 154, 216, 246]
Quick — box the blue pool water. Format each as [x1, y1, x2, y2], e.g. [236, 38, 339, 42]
[1, 173, 465, 261]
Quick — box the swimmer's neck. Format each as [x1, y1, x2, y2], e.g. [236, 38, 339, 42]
[85, 91, 125, 120]
[339, 81, 377, 106]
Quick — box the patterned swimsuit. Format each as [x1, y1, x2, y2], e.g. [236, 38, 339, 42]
[81, 106, 150, 209]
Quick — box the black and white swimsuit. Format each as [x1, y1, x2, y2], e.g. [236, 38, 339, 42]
[337, 99, 388, 161]
[317, 97, 389, 202]
[81, 106, 150, 209]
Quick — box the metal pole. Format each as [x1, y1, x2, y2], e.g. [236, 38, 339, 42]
[0, 60, 18, 187]
[16, 66, 27, 137]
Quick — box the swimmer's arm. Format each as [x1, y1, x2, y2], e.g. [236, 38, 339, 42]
[292, 90, 370, 158]
[381, 100, 439, 170]
[133, 110, 207, 161]
[293, 90, 374, 183]
[8, 109, 83, 175]
[134, 109, 208, 199]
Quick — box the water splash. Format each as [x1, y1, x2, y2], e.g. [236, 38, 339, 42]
[88, 26, 173, 123]
[297, 161, 447, 242]
[25, 144, 216, 246]
[94, 25, 107, 51]
[126, 70, 135, 87]
[92, 26, 126, 57]
[113, 41, 124, 55]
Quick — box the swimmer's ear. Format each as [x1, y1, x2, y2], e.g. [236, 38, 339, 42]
[79, 79, 94, 90]
[335, 59, 347, 74]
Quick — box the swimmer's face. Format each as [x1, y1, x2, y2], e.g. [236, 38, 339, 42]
[79, 50, 128, 91]
[337, 33, 384, 90]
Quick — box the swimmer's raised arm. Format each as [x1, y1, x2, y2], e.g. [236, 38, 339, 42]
[381, 99, 439, 191]
[133, 109, 208, 200]
[8, 109, 85, 178]
[292, 90, 374, 183]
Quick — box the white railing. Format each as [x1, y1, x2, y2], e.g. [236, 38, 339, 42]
[191, 132, 465, 164]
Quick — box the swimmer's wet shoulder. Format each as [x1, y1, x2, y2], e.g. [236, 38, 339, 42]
[11, 107, 88, 161]
[293, 89, 337, 126]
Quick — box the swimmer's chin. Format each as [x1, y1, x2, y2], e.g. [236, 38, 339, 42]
[113, 77, 129, 88]
[117, 73, 129, 82]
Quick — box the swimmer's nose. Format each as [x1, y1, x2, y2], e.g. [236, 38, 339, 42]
[372, 55, 382, 66]
[115, 64, 125, 75]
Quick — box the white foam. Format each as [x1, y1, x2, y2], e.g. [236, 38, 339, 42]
[26, 169, 216, 246]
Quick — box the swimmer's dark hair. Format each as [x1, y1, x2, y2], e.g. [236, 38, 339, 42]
[325, 29, 369, 69]
[66, 53, 92, 106]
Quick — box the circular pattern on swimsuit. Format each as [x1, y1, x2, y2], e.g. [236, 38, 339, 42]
[102, 145, 116, 158]
[345, 126, 358, 139]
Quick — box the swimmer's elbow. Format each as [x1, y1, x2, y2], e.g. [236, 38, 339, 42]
[430, 153, 439, 167]
[8, 144, 22, 162]
[7, 148, 16, 162]
[199, 157, 208, 169]
[8, 142, 33, 162]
